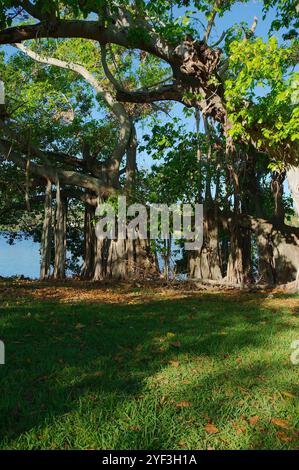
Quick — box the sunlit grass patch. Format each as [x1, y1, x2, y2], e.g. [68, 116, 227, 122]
[0, 281, 298, 449]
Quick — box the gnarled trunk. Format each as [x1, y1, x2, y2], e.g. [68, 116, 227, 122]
[54, 180, 67, 279]
[226, 216, 253, 285]
[188, 207, 223, 280]
[256, 225, 276, 285]
[82, 202, 96, 279]
[40, 179, 52, 280]
[106, 238, 127, 279]
[93, 236, 107, 281]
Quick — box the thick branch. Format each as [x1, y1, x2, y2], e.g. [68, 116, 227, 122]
[0, 16, 173, 62]
[0, 140, 114, 196]
[116, 84, 184, 105]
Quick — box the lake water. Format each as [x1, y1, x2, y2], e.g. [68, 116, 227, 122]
[0, 235, 181, 279]
[0, 235, 40, 278]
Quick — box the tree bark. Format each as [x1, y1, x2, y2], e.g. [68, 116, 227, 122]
[226, 216, 253, 285]
[188, 207, 223, 280]
[82, 202, 96, 279]
[107, 238, 127, 280]
[40, 179, 52, 280]
[54, 180, 67, 279]
[93, 236, 107, 281]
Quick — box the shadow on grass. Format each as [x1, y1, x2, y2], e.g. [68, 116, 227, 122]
[0, 285, 298, 449]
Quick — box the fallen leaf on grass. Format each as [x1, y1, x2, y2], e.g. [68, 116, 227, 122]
[128, 425, 140, 431]
[167, 332, 176, 338]
[75, 323, 85, 329]
[178, 440, 187, 449]
[281, 391, 296, 399]
[271, 418, 290, 429]
[232, 422, 246, 434]
[276, 432, 293, 443]
[238, 386, 250, 395]
[170, 341, 181, 348]
[94, 371, 104, 377]
[176, 401, 192, 408]
[205, 423, 219, 434]
[249, 415, 260, 426]
[169, 360, 180, 368]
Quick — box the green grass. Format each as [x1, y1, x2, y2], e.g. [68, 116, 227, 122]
[0, 281, 298, 449]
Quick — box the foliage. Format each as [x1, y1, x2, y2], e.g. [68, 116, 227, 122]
[225, 36, 299, 162]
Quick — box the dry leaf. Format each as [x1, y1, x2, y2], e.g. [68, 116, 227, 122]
[282, 391, 296, 399]
[238, 386, 250, 394]
[271, 418, 290, 429]
[178, 440, 187, 449]
[249, 415, 260, 426]
[167, 332, 176, 338]
[75, 323, 85, 329]
[169, 360, 180, 368]
[94, 371, 104, 377]
[276, 431, 293, 443]
[128, 425, 140, 431]
[205, 423, 219, 434]
[171, 341, 181, 348]
[232, 422, 246, 434]
[176, 401, 192, 408]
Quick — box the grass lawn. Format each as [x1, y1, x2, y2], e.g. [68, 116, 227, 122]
[0, 280, 298, 450]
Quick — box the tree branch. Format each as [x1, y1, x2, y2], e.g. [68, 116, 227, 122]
[16, 0, 55, 21]
[0, 139, 114, 196]
[204, 0, 222, 44]
[116, 84, 184, 105]
[100, 43, 125, 93]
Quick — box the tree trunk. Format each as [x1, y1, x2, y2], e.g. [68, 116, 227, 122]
[107, 238, 127, 279]
[93, 236, 107, 281]
[162, 237, 171, 280]
[54, 180, 67, 279]
[82, 202, 96, 279]
[271, 229, 299, 284]
[135, 231, 158, 278]
[189, 207, 223, 280]
[126, 124, 137, 188]
[248, 217, 299, 285]
[40, 179, 52, 280]
[271, 171, 285, 222]
[256, 225, 276, 285]
[226, 216, 253, 285]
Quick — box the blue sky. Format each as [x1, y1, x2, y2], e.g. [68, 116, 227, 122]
[137, 0, 283, 169]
